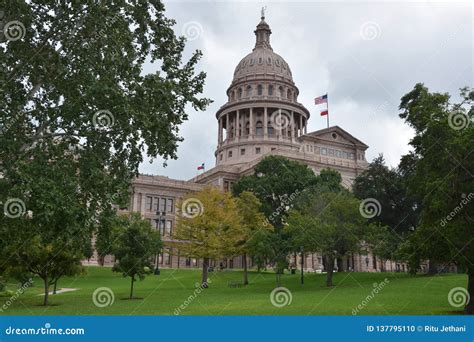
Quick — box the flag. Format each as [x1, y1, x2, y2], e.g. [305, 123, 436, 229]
[320, 110, 328, 116]
[314, 94, 328, 105]
[197, 163, 205, 171]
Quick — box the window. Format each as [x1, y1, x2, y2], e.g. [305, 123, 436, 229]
[146, 196, 153, 211]
[342, 151, 348, 159]
[321, 148, 327, 155]
[246, 85, 252, 97]
[256, 147, 261, 154]
[336, 150, 341, 158]
[268, 85, 273, 96]
[166, 199, 173, 213]
[157, 219, 165, 236]
[240, 148, 245, 156]
[279, 86, 284, 97]
[256, 121, 263, 136]
[314, 146, 320, 154]
[267, 121, 274, 136]
[245, 122, 250, 135]
[159, 198, 166, 212]
[257, 85, 263, 95]
[165, 220, 172, 235]
[287, 89, 291, 99]
[349, 153, 355, 159]
[328, 149, 335, 156]
[153, 196, 159, 212]
[271, 147, 276, 151]
[228, 150, 232, 158]
[238, 88, 242, 99]
[220, 153, 223, 160]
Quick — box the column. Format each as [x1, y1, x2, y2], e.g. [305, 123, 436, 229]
[263, 107, 268, 139]
[249, 107, 254, 139]
[277, 108, 282, 139]
[140, 193, 146, 213]
[299, 114, 303, 137]
[290, 111, 295, 141]
[132, 191, 139, 212]
[236, 110, 240, 139]
[218, 117, 222, 144]
[304, 117, 307, 134]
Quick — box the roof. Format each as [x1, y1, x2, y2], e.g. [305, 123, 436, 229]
[302, 125, 369, 149]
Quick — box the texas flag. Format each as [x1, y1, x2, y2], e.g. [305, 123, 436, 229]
[197, 163, 205, 171]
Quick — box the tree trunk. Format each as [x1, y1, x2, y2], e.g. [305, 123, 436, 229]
[326, 256, 334, 287]
[243, 253, 249, 285]
[465, 268, 474, 314]
[201, 258, 209, 288]
[428, 260, 437, 274]
[337, 257, 343, 272]
[129, 275, 135, 299]
[53, 280, 58, 294]
[98, 255, 104, 266]
[43, 276, 49, 306]
[322, 255, 327, 271]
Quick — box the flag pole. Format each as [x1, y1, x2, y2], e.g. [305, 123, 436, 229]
[326, 93, 329, 128]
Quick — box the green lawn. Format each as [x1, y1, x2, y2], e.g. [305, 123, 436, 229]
[0, 266, 467, 315]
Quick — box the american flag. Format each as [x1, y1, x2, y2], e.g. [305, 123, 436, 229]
[314, 94, 328, 105]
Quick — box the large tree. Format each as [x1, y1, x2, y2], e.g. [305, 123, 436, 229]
[112, 213, 162, 299]
[234, 191, 271, 285]
[398, 84, 473, 313]
[287, 189, 368, 286]
[0, 1, 210, 297]
[232, 156, 318, 278]
[352, 154, 421, 271]
[173, 187, 242, 288]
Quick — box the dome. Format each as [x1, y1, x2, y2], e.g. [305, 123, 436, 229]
[232, 17, 294, 84]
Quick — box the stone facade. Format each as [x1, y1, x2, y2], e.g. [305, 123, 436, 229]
[91, 14, 411, 273]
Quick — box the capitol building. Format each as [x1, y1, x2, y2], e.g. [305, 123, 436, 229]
[98, 14, 408, 273]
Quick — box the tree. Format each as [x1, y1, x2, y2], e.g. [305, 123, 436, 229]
[0, 1, 210, 296]
[174, 187, 242, 288]
[232, 156, 318, 278]
[287, 190, 368, 287]
[112, 214, 162, 299]
[352, 155, 421, 271]
[398, 84, 473, 313]
[235, 191, 271, 285]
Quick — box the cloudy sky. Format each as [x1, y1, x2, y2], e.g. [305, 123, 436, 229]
[139, 0, 472, 180]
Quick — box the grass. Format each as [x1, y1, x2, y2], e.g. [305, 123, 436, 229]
[0, 266, 467, 315]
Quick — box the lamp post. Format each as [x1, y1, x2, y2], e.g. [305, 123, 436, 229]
[154, 210, 166, 275]
[300, 246, 304, 286]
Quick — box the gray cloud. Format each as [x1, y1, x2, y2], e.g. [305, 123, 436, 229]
[139, 0, 472, 179]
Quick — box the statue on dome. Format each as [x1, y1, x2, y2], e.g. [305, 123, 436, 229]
[261, 6, 266, 19]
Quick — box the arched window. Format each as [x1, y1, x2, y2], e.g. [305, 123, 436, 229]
[256, 121, 263, 136]
[267, 121, 274, 136]
[279, 86, 284, 98]
[245, 121, 250, 135]
[268, 85, 273, 96]
[287, 89, 292, 99]
[257, 85, 263, 96]
[231, 91, 235, 101]
[246, 85, 252, 97]
[238, 88, 242, 99]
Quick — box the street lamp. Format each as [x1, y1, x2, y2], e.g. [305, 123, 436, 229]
[154, 210, 166, 275]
